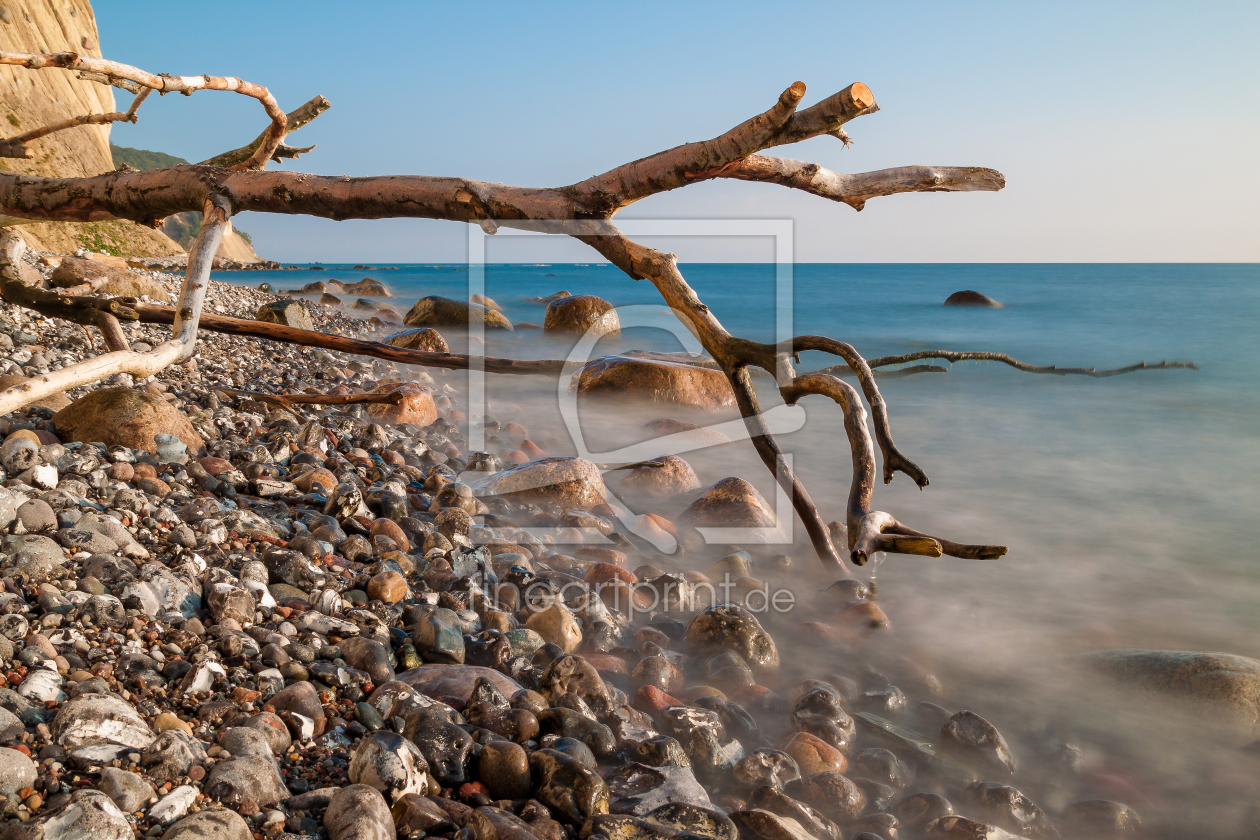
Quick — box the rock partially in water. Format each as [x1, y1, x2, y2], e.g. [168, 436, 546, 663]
[364, 382, 437, 428]
[404, 296, 513, 330]
[383, 328, 449, 353]
[571, 355, 735, 410]
[468, 456, 607, 510]
[606, 762, 713, 815]
[939, 710, 1017, 777]
[963, 781, 1058, 839]
[1061, 799, 1142, 837]
[544, 294, 620, 336]
[745, 787, 840, 840]
[1082, 649, 1260, 731]
[680, 478, 777, 530]
[731, 749, 800, 792]
[943, 290, 1002, 307]
[801, 772, 866, 824]
[616, 455, 702, 500]
[685, 604, 779, 678]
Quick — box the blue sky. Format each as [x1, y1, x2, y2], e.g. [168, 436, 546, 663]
[97, 1, 1258, 263]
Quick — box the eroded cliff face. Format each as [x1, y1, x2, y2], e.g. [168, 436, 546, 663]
[0, 0, 183, 256]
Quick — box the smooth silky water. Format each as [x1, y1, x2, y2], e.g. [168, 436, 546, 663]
[221, 262, 1260, 833]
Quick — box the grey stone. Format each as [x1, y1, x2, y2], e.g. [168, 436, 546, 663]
[607, 762, 713, 815]
[0, 746, 36, 794]
[51, 693, 156, 750]
[98, 767, 155, 813]
[203, 754, 289, 806]
[159, 807, 253, 840]
[3, 789, 131, 840]
[255, 299, 313, 331]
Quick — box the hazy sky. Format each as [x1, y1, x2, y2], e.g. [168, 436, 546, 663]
[97, 1, 1258, 263]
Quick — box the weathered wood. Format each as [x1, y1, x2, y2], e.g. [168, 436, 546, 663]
[133, 305, 568, 376]
[0, 51, 285, 170]
[199, 95, 331, 168]
[0, 62, 1020, 569]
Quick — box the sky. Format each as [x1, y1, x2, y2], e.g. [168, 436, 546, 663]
[96, 0, 1259, 263]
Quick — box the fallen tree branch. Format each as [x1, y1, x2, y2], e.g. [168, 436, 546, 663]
[0, 70, 1021, 569]
[780, 371, 1007, 564]
[0, 199, 225, 415]
[210, 386, 407, 412]
[134, 305, 568, 376]
[806, 352, 1199, 379]
[199, 95, 331, 168]
[0, 51, 286, 170]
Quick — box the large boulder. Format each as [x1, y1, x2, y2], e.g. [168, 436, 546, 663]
[544, 294, 620, 336]
[383, 328, 449, 353]
[202, 755, 288, 806]
[53, 387, 204, 455]
[571, 355, 735, 410]
[467, 456, 606, 509]
[255, 299, 314, 330]
[0, 375, 71, 411]
[49, 257, 171, 301]
[944, 290, 1002, 307]
[680, 477, 776, 529]
[1081, 649, 1260, 731]
[404, 296, 513, 331]
[364, 383, 437, 428]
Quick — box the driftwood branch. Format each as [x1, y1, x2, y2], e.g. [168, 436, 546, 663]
[0, 51, 286, 170]
[863, 350, 1198, 378]
[0, 88, 151, 159]
[199, 95, 331, 168]
[780, 372, 1006, 565]
[210, 386, 408, 413]
[0, 199, 225, 415]
[0, 68, 1034, 568]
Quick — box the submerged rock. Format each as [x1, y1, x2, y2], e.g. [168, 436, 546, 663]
[468, 456, 607, 510]
[943, 290, 1002, 307]
[571, 355, 735, 410]
[383, 328, 450, 352]
[1081, 649, 1260, 730]
[544, 294, 620, 336]
[680, 478, 777, 530]
[404, 296, 513, 330]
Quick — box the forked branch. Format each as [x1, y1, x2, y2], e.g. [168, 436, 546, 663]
[0, 70, 1042, 568]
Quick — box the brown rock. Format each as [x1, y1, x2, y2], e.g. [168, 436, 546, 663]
[383, 328, 450, 353]
[49, 257, 171, 301]
[0, 375, 71, 411]
[404, 296, 513, 330]
[367, 571, 408, 604]
[343, 278, 392, 297]
[467, 456, 606, 509]
[680, 477, 777, 528]
[268, 680, 326, 737]
[782, 732, 848, 777]
[295, 467, 337, 494]
[617, 455, 701, 498]
[571, 355, 735, 410]
[53, 386, 204, 454]
[369, 518, 410, 552]
[543, 294, 620, 336]
[399, 664, 523, 703]
[256, 299, 313, 330]
[802, 772, 866, 824]
[364, 383, 437, 427]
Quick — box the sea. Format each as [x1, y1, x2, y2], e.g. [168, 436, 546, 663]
[216, 262, 1260, 830]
